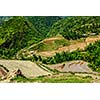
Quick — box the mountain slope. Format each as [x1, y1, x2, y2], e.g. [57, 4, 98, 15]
[49, 16, 100, 39]
[0, 16, 41, 58]
[16, 35, 70, 59]
[26, 16, 61, 37]
[0, 16, 62, 59]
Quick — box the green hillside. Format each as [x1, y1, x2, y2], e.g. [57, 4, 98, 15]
[41, 40, 100, 72]
[26, 16, 61, 37]
[0, 16, 41, 58]
[49, 16, 100, 39]
[1, 16, 100, 60]
[1, 16, 100, 83]
[28, 37, 70, 52]
[0, 16, 62, 59]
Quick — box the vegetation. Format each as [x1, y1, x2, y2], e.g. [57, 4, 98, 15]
[29, 38, 70, 52]
[18, 40, 100, 72]
[1, 16, 100, 83]
[11, 73, 93, 83]
[0, 16, 61, 59]
[1, 16, 100, 59]
[41, 50, 83, 64]
[26, 16, 61, 37]
[0, 16, 12, 25]
[41, 41, 100, 72]
[49, 16, 100, 39]
[85, 41, 100, 72]
[0, 16, 41, 59]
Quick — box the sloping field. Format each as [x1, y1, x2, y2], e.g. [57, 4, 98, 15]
[37, 35, 100, 57]
[37, 42, 86, 57]
[48, 60, 93, 73]
[0, 60, 50, 78]
[17, 35, 100, 58]
[28, 36, 63, 50]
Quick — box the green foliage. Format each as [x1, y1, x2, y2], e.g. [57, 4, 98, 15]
[0, 16, 62, 59]
[11, 73, 92, 83]
[49, 16, 100, 39]
[42, 50, 83, 64]
[28, 40, 100, 72]
[26, 16, 61, 37]
[41, 40, 100, 72]
[1, 16, 100, 73]
[0, 16, 12, 25]
[0, 16, 42, 58]
[85, 41, 100, 72]
[29, 38, 70, 52]
[11, 75, 33, 82]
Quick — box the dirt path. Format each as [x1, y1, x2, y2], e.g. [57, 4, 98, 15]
[37, 35, 100, 57]
[16, 37, 63, 58]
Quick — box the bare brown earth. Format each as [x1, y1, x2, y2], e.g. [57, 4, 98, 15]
[16, 36, 63, 58]
[37, 35, 100, 57]
[47, 60, 100, 82]
[28, 37, 62, 50]
[0, 60, 100, 83]
[0, 60, 51, 78]
[47, 60, 93, 73]
[1, 36, 100, 82]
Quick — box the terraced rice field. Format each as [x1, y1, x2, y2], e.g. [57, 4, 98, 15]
[0, 60, 51, 78]
[47, 60, 93, 73]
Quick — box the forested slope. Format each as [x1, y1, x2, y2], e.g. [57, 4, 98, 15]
[26, 16, 61, 37]
[0, 16, 41, 58]
[49, 16, 100, 39]
[0, 16, 62, 59]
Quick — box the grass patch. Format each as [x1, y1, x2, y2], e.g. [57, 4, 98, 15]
[29, 39, 70, 52]
[11, 73, 93, 83]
